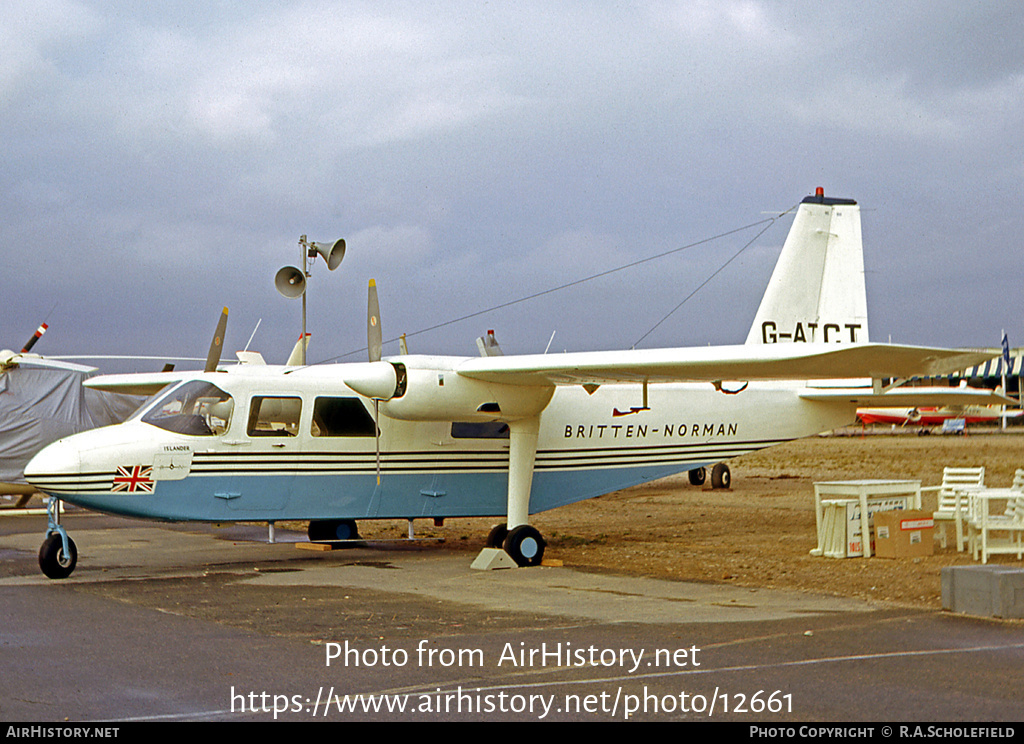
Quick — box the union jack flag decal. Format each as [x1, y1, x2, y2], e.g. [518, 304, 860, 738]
[112, 465, 155, 493]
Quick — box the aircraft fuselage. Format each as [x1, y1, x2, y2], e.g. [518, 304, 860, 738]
[25, 362, 856, 523]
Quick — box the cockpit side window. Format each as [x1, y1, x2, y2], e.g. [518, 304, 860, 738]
[247, 396, 302, 437]
[141, 381, 234, 436]
[311, 397, 377, 437]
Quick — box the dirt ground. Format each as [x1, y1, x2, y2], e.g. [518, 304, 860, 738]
[353, 428, 1024, 610]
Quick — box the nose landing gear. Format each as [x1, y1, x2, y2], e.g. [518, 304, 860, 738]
[39, 498, 77, 579]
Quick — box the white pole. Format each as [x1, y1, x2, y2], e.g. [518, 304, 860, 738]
[1001, 329, 1008, 431]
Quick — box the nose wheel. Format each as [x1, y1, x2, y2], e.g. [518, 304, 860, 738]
[39, 497, 77, 579]
[39, 532, 78, 580]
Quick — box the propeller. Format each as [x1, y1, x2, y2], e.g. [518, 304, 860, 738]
[367, 280, 383, 483]
[368, 279, 382, 363]
[204, 307, 229, 373]
[357, 280, 410, 483]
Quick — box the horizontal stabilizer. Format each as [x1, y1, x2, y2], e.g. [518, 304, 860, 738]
[456, 343, 996, 388]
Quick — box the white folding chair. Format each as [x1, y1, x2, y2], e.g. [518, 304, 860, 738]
[925, 466, 985, 551]
[970, 490, 1024, 564]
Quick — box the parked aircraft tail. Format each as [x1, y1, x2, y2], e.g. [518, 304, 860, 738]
[745, 188, 869, 346]
[287, 334, 310, 366]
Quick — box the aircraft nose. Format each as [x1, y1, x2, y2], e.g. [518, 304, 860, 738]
[25, 439, 83, 493]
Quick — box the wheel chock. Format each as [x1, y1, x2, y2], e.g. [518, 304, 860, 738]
[470, 547, 519, 570]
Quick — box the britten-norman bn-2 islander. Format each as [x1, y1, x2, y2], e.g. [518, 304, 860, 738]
[25, 189, 1003, 578]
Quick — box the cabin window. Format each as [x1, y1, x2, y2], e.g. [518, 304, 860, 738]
[247, 396, 302, 437]
[450, 422, 510, 439]
[141, 380, 233, 436]
[311, 397, 377, 437]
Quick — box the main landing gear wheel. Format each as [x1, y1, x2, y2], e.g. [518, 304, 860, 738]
[485, 523, 509, 548]
[307, 519, 361, 543]
[688, 467, 707, 486]
[502, 525, 546, 567]
[711, 463, 731, 490]
[39, 533, 77, 580]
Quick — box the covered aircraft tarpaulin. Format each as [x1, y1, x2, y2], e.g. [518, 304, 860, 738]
[0, 352, 144, 487]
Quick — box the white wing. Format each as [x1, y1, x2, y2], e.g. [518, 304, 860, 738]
[455, 343, 996, 387]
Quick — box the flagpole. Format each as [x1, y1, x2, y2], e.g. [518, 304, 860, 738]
[1001, 330, 1008, 431]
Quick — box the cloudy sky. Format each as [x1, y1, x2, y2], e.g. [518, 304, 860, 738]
[3, 1, 1022, 371]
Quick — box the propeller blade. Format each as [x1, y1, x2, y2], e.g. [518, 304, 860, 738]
[368, 279, 382, 363]
[21, 323, 48, 353]
[366, 280, 384, 482]
[204, 307, 229, 373]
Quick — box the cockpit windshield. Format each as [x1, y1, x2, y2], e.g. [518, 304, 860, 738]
[141, 380, 234, 436]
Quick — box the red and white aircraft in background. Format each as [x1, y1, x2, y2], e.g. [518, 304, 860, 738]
[857, 405, 1021, 427]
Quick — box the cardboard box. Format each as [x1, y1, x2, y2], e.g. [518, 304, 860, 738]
[873, 509, 934, 558]
[822, 497, 910, 557]
[850, 497, 915, 557]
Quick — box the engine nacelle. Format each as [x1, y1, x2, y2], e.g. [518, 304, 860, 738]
[379, 364, 553, 422]
[343, 362, 406, 401]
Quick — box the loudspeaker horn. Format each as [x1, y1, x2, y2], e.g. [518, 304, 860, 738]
[308, 238, 346, 271]
[275, 266, 306, 298]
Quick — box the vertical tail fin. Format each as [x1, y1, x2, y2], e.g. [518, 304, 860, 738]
[287, 334, 310, 366]
[745, 189, 868, 346]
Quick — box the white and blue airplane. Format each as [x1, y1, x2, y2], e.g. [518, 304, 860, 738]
[25, 189, 1003, 578]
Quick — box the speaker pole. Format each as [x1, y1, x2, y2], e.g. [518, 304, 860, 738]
[300, 237, 307, 365]
[277, 234, 345, 367]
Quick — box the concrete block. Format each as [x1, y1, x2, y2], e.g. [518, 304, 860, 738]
[942, 565, 1024, 618]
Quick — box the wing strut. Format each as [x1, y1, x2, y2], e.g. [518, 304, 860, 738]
[507, 417, 540, 529]
[497, 416, 547, 567]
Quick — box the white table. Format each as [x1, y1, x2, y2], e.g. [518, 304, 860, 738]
[813, 480, 922, 558]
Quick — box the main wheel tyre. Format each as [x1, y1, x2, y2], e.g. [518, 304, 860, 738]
[39, 533, 77, 580]
[711, 462, 731, 490]
[307, 519, 361, 542]
[688, 467, 707, 486]
[485, 523, 508, 548]
[502, 525, 546, 567]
